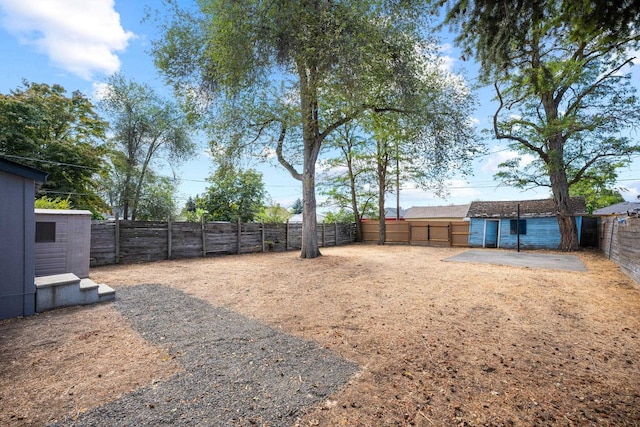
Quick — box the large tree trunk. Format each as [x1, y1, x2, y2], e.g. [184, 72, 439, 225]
[547, 134, 580, 251]
[539, 84, 580, 251]
[301, 151, 321, 258]
[297, 63, 324, 259]
[550, 168, 580, 251]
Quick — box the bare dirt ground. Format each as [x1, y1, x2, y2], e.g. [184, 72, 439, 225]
[2, 244, 640, 426]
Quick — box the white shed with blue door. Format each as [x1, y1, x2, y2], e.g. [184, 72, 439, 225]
[467, 198, 588, 249]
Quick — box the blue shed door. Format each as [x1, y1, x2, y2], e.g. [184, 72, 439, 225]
[484, 220, 499, 248]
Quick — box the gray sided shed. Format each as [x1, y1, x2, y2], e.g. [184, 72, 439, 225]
[35, 209, 92, 279]
[0, 158, 47, 320]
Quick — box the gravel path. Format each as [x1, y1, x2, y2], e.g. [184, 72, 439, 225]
[52, 284, 359, 426]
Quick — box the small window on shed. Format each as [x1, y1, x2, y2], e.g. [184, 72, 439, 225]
[510, 219, 526, 235]
[36, 222, 56, 243]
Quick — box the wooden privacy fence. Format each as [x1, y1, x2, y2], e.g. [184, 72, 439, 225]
[90, 218, 356, 266]
[599, 216, 640, 285]
[361, 220, 470, 247]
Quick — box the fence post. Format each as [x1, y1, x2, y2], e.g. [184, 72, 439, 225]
[201, 216, 206, 257]
[237, 217, 242, 255]
[167, 216, 172, 259]
[115, 213, 120, 264]
[286, 220, 290, 251]
[261, 220, 266, 252]
[335, 222, 338, 246]
[322, 223, 325, 247]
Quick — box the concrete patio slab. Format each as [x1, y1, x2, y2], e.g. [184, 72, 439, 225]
[444, 249, 586, 272]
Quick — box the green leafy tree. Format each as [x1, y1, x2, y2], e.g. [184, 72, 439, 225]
[289, 198, 303, 215]
[153, 0, 435, 258]
[257, 200, 291, 224]
[320, 56, 478, 244]
[0, 81, 108, 213]
[34, 196, 73, 210]
[319, 124, 378, 241]
[184, 196, 197, 213]
[441, 0, 640, 250]
[568, 167, 625, 213]
[323, 209, 355, 224]
[134, 172, 178, 220]
[99, 74, 195, 220]
[198, 166, 265, 223]
[438, 0, 640, 80]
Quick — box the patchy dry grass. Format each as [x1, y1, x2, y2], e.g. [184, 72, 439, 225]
[2, 244, 640, 426]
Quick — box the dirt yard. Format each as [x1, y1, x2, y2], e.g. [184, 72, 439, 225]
[2, 244, 640, 426]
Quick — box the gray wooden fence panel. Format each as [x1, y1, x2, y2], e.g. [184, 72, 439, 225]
[240, 223, 263, 254]
[119, 221, 168, 263]
[170, 222, 203, 259]
[287, 223, 303, 249]
[264, 223, 288, 251]
[90, 221, 116, 266]
[90, 220, 356, 266]
[600, 217, 640, 286]
[204, 222, 238, 255]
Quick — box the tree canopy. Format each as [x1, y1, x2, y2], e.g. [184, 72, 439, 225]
[98, 74, 195, 220]
[319, 58, 478, 243]
[438, 0, 640, 80]
[197, 165, 266, 223]
[152, 0, 446, 258]
[0, 81, 108, 213]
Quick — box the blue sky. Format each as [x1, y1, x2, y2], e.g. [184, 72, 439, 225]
[1, 0, 638, 211]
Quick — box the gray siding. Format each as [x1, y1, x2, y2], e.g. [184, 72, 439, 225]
[0, 171, 36, 319]
[35, 210, 91, 278]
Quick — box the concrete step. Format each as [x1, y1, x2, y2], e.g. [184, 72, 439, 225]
[80, 278, 99, 291]
[35, 273, 80, 288]
[97, 283, 116, 302]
[35, 275, 115, 312]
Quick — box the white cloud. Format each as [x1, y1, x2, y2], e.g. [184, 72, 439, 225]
[434, 43, 455, 71]
[260, 147, 277, 160]
[0, 0, 134, 79]
[91, 81, 112, 101]
[481, 150, 536, 173]
[620, 181, 640, 201]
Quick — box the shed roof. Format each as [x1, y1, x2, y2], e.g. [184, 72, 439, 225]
[467, 198, 587, 218]
[35, 209, 92, 216]
[383, 207, 406, 219]
[593, 201, 640, 215]
[288, 212, 326, 223]
[0, 157, 47, 182]
[405, 204, 470, 219]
